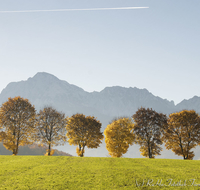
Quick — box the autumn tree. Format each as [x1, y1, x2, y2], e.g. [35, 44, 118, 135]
[0, 96, 36, 155]
[66, 113, 103, 157]
[163, 110, 200, 160]
[36, 107, 67, 156]
[104, 117, 135, 158]
[132, 107, 167, 158]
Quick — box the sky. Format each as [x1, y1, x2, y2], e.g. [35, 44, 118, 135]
[0, 0, 200, 105]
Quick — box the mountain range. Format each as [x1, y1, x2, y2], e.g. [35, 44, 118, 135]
[0, 72, 200, 159]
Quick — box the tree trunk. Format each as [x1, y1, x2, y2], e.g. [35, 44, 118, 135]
[48, 143, 51, 156]
[12, 147, 18, 155]
[12, 141, 18, 155]
[12, 150, 16, 155]
[148, 142, 152, 158]
[80, 145, 85, 157]
[149, 147, 152, 158]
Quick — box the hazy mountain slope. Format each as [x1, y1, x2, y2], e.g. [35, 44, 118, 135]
[0, 143, 72, 156]
[176, 96, 200, 114]
[0, 72, 176, 116]
[88, 86, 176, 117]
[0, 72, 91, 114]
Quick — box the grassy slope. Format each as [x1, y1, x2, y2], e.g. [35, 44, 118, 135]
[0, 156, 200, 190]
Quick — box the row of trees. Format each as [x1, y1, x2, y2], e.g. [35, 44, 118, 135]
[0, 97, 103, 156]
[0, 96, 200, 159]
[104, 108, 200, 160]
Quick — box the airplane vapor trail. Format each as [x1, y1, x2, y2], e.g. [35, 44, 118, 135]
[0, 7, 149, 13]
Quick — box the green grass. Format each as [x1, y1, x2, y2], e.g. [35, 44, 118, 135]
[0, 156, 200, 189]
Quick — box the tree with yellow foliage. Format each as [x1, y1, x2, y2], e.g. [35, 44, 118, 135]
[104, 117, 135, 158]
[132, 108, 167, 158]
[0, 96, 36, 155]
[66, 113, 103, 157]
[36, 106, 67, 156]
[163, 110, 200, 160]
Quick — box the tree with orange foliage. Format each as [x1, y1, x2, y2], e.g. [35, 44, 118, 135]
[163, 110, 200, 160]
[0, 96, 36, 155]
[104, 117, 135, 158]
[66, 113, 103, 157]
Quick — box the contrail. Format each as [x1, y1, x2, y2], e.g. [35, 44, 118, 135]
[0, 7, 149, 13]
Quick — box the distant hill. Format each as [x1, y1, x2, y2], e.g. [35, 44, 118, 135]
[0, 72, 200, 159]
[0, 143, 72, 156]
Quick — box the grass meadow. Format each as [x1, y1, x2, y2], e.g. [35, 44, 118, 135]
[0, 156, 200, 189]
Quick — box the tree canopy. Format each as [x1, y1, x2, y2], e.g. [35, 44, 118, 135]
[36, 107, 67, 156]
[0, 96, 36, 155]
[104, 117, 135, 158]
[66, 113, 103, 157]
[132, 107, 167, 158]
[163, 110, 200, 160]
[1, 95, 200, 159]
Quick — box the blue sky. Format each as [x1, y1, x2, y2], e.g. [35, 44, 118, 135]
[0, 0, 200, 104]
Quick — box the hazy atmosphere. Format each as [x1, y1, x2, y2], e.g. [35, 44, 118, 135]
[0, 0, 200, 104]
